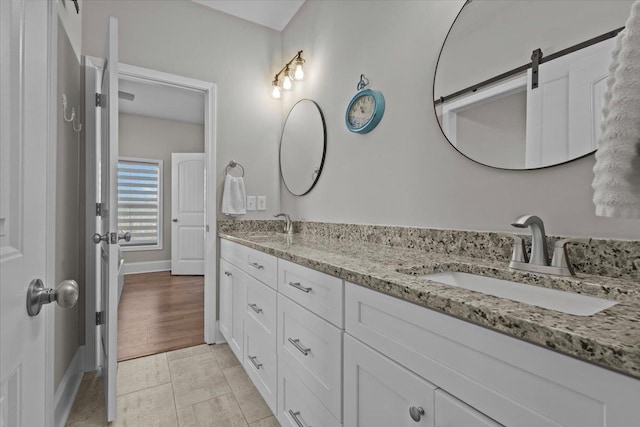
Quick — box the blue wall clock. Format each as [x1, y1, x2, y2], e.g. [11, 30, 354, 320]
[345, 75, 385, 134]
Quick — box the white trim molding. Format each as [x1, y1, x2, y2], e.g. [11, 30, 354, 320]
[54, 346, 85, 427]
[122, 259, 172, 275]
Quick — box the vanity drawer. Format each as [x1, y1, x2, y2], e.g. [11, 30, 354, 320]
[244, 246, 277, 289]
[220, 238, 244, 267]
[220, 239, 277, 289]
[277, 360, 341, 427]
[278, 294, 342, 420]
[278, 258, 344, 327]
[244, 320, 277, 413]
[245, 274, 277, 349]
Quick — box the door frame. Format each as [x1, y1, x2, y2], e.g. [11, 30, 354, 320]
[83, 59, 218, 371]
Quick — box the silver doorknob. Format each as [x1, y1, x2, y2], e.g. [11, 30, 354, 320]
[172, 218, 178, 222]
[118, 231, 131, 242]
[409, 406, 425, 422]
[92, 232, 108, 244]
[26, 278, 79, 316]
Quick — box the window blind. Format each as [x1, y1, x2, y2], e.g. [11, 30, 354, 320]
[117, 159, 161, 248]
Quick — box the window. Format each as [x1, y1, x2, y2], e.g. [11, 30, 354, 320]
[117, 158, 163, 250]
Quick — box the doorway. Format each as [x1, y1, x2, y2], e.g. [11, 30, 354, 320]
[83, 59, 218, 371]
[117, 77, 206, 360]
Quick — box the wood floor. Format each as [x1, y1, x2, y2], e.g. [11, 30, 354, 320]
[118, 271, 204, 361]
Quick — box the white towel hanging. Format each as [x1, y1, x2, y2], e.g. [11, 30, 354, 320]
[222, 174, 247, 215]
[592, 0, 640, 219]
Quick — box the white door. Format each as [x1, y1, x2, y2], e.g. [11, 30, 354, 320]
[525, 39, 615, 168]
[171, 153, 205, 275]
[0, 0, 52, 425]
[95, 16, 120, 422]
[344, 335, 437, 427]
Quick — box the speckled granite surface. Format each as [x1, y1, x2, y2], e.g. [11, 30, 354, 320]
[219, 220, 640, 280]
[218, 222, 640, 380]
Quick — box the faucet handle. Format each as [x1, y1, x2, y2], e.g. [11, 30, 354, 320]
[550, 238, 592, 276]
[498, 232, 529, 264]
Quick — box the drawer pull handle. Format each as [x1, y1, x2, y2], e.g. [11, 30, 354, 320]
[288, 338, 311, 356]
[409, 406, 425, 422]
[248, 303, 263, 314]
[224, 271, 232, 277]
[249, 262, 264, 270]
[248, 355, 263, 370]
[289, 281, 312, 293]
[288, 410, 308, 427]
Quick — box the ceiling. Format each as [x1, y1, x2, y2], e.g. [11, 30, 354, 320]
[118, 78, 205, 125]
[192, 0, 305, 31]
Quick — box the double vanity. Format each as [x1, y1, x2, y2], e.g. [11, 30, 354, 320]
[218, 220, 640, 427]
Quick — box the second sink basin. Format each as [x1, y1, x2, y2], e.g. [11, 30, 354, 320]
[421, 271, 617, 316]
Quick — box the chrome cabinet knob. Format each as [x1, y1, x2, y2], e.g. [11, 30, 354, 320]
[26, 279, 79, 316]
[172, 218, 178, 222]
[118, 231, 131, 242]
[409, 406, 425, 422]
[92, 233, 108, 244]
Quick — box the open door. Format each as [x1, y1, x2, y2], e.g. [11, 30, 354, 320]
[94, 16, 120, 422]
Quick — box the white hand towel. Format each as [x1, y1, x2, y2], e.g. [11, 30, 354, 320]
[592, 1, 640, 219]
[222, 174, 247, 215]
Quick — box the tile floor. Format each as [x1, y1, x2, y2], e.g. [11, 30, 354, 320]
[66, 343, 279, 427]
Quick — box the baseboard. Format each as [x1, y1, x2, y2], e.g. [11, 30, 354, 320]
[122, 259, 171, 275]
[54, 345, 85, 427]
[215, 320, 227, 344]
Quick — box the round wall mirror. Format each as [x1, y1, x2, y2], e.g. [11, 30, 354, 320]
[280, 99, 326, 196]
[434, 0, 633, 170]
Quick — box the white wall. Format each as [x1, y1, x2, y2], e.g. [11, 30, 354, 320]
[280, 0, 640, 240]
[82, 0, 282, 220]
[119, 113, 204, 264]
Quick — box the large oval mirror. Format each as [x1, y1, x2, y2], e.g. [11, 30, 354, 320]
[280, 99, 326, 196]
[434, 0, 633, 169]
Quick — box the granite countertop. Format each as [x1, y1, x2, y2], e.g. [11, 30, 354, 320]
[219, 230, 640, 380]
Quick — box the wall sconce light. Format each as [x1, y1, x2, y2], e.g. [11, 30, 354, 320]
[271, 50, 305, 99]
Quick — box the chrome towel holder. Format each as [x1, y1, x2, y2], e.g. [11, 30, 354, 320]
[225, 160, 245, 177]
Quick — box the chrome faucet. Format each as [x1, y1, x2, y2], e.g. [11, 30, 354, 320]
[274, 213, 293, 234]
[511, 215, 549, 266]
[507, 215, 590, 276]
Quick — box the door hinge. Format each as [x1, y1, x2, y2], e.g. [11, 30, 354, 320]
[206, 225, 210, 232]
[96, 202, 102, 216]
[96, 311, 104, 325]
[95, 93, 105, 107]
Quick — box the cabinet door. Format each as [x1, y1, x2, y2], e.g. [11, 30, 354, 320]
[230, 266, 247, 363]
[344, 334, 436, 427]
[435, 390, 502, 427]
[219, 259, 233, 342]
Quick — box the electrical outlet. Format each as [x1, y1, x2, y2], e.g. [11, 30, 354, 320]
[246, 196, 256, 211]
[257, 196, 266, 211]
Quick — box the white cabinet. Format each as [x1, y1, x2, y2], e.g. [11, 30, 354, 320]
[218, 258, 245, 362]
[344, 334, 436, 427]
[435, 390, 502, 427]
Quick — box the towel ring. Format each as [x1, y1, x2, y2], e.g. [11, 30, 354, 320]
[225, 160, 245, 177]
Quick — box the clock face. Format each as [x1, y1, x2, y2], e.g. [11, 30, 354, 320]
[347, 94, 375, 129]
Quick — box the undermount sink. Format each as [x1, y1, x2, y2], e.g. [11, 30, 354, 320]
[421, 272, 617, 316]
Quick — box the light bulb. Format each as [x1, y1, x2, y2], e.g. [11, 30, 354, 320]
[271, 81, 281, 99]
[271, 85, 281, 99]
[294, 63, 304, 80]
[282, 73, 293, 91]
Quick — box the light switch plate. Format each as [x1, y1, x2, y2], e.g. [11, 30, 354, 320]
[246, 196, 256, 211]
[257, 196, 266, 211]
